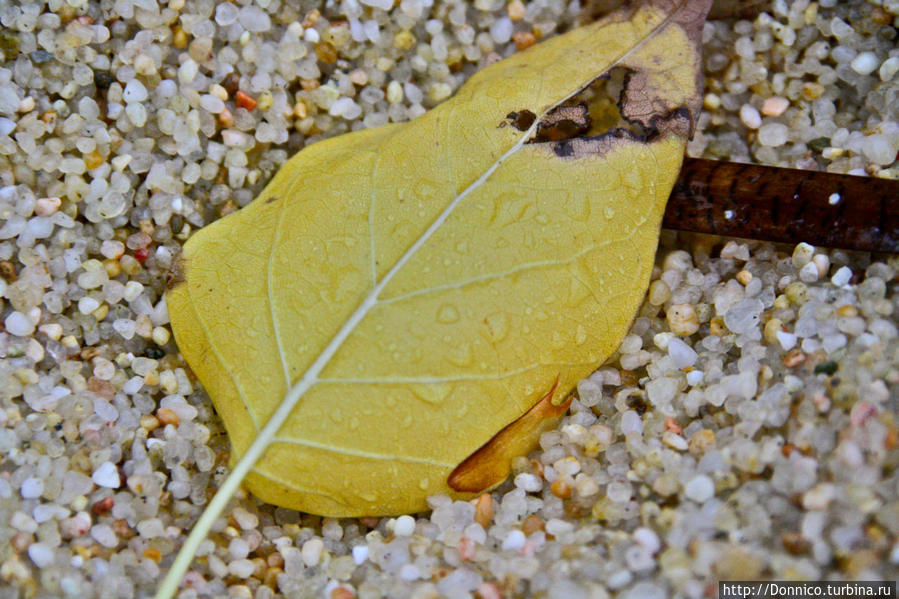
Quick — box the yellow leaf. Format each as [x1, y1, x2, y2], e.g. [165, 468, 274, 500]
[159, 0, 710, 594]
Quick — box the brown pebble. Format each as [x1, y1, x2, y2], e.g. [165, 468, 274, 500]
[330, 586, 355, 599]
[0, 260, 17, 282]
[619, 370, 639, 386]
[266, 552, 284, 568]
[513, 31, 536, 51]
[156, 408, 180, 426]
[302, 9, 320, 28]
[359, 517, 380, 529]
[521, 514, 545, 536]
[782, 348, 806, 367]
[315, 42, 338, 64]
[781, 532, 810, 555]
[218, 107, 234, 128]
[300, 79, 321, 91]
[79, 346, 101, 361]
[11, 532, 34, 552]
[235, 90, 258, 110]
[221, 72, 241, 97]
[143, 546, 162, 563]
[263, 567, 282, 588]
[84, 149, 104, 170]
[664, 417, 682, 434]
[688, 429, 715, 456]
[474, 493, 494, 528]
[550, 479, 571, 499]
[88, 376, 115, 400]
[172, 25, 188, 49]
[476, 582, 503, 599]
[92, 496, 114, 515]
[139, 415, 160, 432]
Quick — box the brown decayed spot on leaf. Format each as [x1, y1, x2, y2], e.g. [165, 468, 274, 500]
[448, 378, 569, 493]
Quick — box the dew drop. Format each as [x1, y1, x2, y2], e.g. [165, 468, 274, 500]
[484, 312, 509, 342]
[437, 304, 460, 323]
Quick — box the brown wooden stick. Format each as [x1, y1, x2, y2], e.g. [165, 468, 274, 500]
[663, 158, 899, 253]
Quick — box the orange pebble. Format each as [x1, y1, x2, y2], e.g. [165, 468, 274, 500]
[474, 494, 494, 528]
[664, 417, 683, 434]
[235, 90, 258, 110]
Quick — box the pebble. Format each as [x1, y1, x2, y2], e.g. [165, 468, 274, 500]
[667, 337, 698, 368]
[667, 303, 700, 336]
[302, 538, 323, 567]
[850, 51, 880, 75]
[122, 80, 148, 103]
[92, 462, 120, 488]
[20, 478, 44, 499]
[352, 545, 369, 565]
[684, 475, 715, 503]
[757, 122, 789, 146]
[739, 104, 761, 128]
[5, 311, 35, 336]
[393, 515, 415, 536]
[28, 543, 54, 568]
[502, 529, 526, 551]
[90, 524, 118, 548]
[228, 559, 256, 578]
[761, 96, 789, 117]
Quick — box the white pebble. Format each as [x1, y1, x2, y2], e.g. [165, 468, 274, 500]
[92, 462, 120, 488]
[228, 558, 256, 578]
[662, 431, 688, 451]
[776, 330, 797, 351]
[232, 507, 258, 530]
[200, 94, 225, 114]
[28, 543, 54, 568]
[861, 134, 896, 166]
[122, 80, 148, 103]
[880, 56, 899, 81]
[302, 538, 323, 567]
[360, 0, 393, 9]
[514, 473, 543, 493]
[831, 266, 852, 287]
[489, 17, 513, 44]
[393, 515, 415, 536]
[828, 192, 841, 205]
[792, 242, 815, 270]
[5, 311, 35, 336]
[684, 475, 715, 503]
[78, 296, 100, 314]
[633, 527, 661, 553]
[739, 104, 761, 129]
[850, 51, 880, 76]
[620, 410, 643, 434]
[502, 529, 526, 551]
[21, 477, 44, 499]
[799, 261, 819, 282]
[352, 545, 369, 565]
[90, 524, 118, 548]
[667, 337, 698, 368]
[576, 378, 602, 407]
[761, 96, 789, 117]
[686, 370, 704, 385]
[758, 122, 789, 147]
[399, 564, 421, 581]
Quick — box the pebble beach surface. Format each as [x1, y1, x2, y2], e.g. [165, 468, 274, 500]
[1, 1, 898, 598]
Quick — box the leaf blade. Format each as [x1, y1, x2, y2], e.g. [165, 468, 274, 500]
[159, 1, 711, 595]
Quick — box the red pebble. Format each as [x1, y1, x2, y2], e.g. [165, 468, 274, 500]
[92, 496, 114, 515]
[235, 90, 258, 110]
[134, 247, 151, 264]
